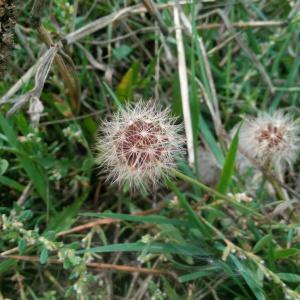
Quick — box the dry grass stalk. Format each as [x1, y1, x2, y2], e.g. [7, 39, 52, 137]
[5, 45, 59, 118]
[180, 11, 225, 144]
[173, 2, 195, 167]
[2, 255, 177, 278]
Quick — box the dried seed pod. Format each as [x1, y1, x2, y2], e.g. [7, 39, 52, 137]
[95, 101, 185, 191]
[238, 111, 300, 174]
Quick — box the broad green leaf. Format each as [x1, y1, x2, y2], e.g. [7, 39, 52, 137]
[113, 44, 133, 60]
[40, 248, 49, 264]
[83, 117, 97, 136]
[18, 238, 27, 254]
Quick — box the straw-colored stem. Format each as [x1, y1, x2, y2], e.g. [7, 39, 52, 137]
[173, 2, 195, 168]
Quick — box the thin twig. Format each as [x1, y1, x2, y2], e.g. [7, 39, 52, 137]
[0, 247, 19, 256]
[39, 111, 102, 126]
[1, 255, 176, 278]
[57, 204, 164, 237]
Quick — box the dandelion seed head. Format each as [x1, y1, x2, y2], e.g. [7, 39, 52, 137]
[95, 101, 184, 190]
[239, 111, 300, 173]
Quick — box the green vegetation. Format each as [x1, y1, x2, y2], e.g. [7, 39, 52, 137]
[1, 0, 300, 299]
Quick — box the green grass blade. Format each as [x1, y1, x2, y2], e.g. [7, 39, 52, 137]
[199, 115, 224, 165]
[103, 81, 122, 108]
[179, 271, 210, 283]
[277, 273, 300, 283]
[253, 234, 272, 253]
[0, 259, 17, 273]
[217, 127, 239, 194]
[46, 189, 90, 233]
[78, 242, 201, 256]
[80, 212, 194, 228]
[167, 180, 211, 236]
[0, 175, 25, 192]
[231, 255, 265, 300]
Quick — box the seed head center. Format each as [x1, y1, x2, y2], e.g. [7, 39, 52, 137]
[257, 123, 284, 149]
[115, 120, 167, 168]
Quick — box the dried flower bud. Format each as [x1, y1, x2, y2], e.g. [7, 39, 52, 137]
[239, 111, 300, 173]
[95, 101, 184, 190]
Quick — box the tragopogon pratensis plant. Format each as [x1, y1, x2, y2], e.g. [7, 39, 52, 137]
[95, 101, 185, 190]
[239, 111, 300, 174]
